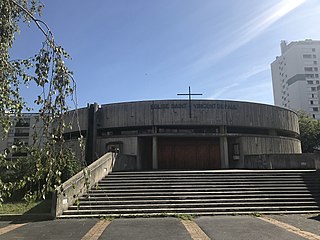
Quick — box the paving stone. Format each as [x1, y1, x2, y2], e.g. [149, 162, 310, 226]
[99, 217, 192, 240]
[196, 216, 307, 240]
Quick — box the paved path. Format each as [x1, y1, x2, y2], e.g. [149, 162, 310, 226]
[0, 215, 319, 240]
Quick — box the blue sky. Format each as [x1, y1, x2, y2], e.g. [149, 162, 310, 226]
[12, 0, 320, 108]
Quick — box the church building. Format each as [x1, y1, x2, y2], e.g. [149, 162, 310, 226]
[64, 99, 301, 170]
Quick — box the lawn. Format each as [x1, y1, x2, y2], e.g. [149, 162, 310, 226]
[0, 200, 52, 215]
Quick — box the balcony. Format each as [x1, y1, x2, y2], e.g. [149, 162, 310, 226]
[14, 132, 29, 137]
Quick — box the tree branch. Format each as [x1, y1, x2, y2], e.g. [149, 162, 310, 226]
[9, 0, 54, 45]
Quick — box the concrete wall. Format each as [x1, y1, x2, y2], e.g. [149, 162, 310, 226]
[97, 100, 299, 135]
[241, 136, 302, 155]
[64, 139, 85, 161]
[244, 153, 320, 169]
[113, 154, 137, 171]
[52, 152, 116, 217]
[96, 137, 138, 157]
[63, 108, 88, 132]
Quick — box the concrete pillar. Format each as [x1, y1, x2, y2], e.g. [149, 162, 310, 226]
[152, 136, 158, 170]
[219, 126, 229, 169]
[239, 139, 245, 168]
[85, 103, 99, 164]
[136, 138, 142, 170]
[220, 137, 229, 169]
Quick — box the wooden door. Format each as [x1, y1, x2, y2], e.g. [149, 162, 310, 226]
[158, 138, 220, 170]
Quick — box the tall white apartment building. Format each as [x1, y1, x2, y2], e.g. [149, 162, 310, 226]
[271, 39, 320, 119]
[0, 114, 44, 159]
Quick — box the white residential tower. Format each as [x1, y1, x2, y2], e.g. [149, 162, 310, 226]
[271, 39, 320, 119]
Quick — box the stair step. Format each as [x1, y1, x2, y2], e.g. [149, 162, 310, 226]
[98, 180, 319, 185]
[76, 197, 320, 205]
[84, 191, 320, 198]
[79, 195, 320, 202]
[63, 205, 320, 215]
[61, 170, 320, 218]
[88, 187, 320, 194]
[58, 210, 320, 219]
[104, 175, 320, 180]
[70, 201, 319, 210]
[92, 183, 320, 191]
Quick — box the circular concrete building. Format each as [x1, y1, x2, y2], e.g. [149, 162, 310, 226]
[66, 100, 301, 170]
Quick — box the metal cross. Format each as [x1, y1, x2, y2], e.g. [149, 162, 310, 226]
[177, 86, 203, 118]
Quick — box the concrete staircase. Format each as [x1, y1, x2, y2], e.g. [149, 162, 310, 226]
[60, 170, 320, 218]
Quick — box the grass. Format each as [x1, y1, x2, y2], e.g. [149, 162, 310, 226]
[174, 214, 195, 221]
[0, 200, 52, 215]
[251, 212, 262, 217]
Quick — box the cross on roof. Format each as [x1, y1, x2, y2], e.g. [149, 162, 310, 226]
[177, 86, 203, 118]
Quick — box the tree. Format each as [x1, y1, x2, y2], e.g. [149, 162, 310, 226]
[0, 0, 84, 204]
[298, 111, 320, 153]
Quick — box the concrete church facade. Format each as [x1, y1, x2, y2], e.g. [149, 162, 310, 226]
[65, 100, 301, 171]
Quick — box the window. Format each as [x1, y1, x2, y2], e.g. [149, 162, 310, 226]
[305, 74, 314, 78]
[314, 67, 318, 71]
[310, 100, 314, 105]
[305, 67, 313, 72]
[106, 142, 122, 153]
[314, 61, 317, 64]
[303, 54, 312, 58]
[312, 48, 316, 52]
[312, 94, 315, 98]
[311, 87, 316, 91]
[307, 80, 313, 84]
[233, 144, 240, 156]
[313, 107, 319, 112]
[316, 80, 320, 84]
[15, 118, 30, 127]
[313, 54, 317, 58]
[313, 114, 316, 119]
[13, 138, 28, 146]
[316, 74, 319, 78]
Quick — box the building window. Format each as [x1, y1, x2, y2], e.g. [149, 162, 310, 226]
[305, 74, 314, 78]
[310, 100, 314, 105]
[311, 87, 316, 91]
[233, 144, 240, 156]
[305, 67, 313, 72]
[313, 107, 319, 112]
[15, 118, 30, 127]
[312, 48, 316, 52]
[316, 80, 320, 84]
[106, 142, 122, 153]
[314, 61, 317, 64]
[313, 114, 316, 119]
[314, 67, 318, 71]
[316, 74, 319, 78]
[313, 54, 317, 58]
[307, 80, 313, 84]
[303, 54, 312, 58]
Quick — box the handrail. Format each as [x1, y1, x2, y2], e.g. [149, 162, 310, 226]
[51, 152, 116, 217]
